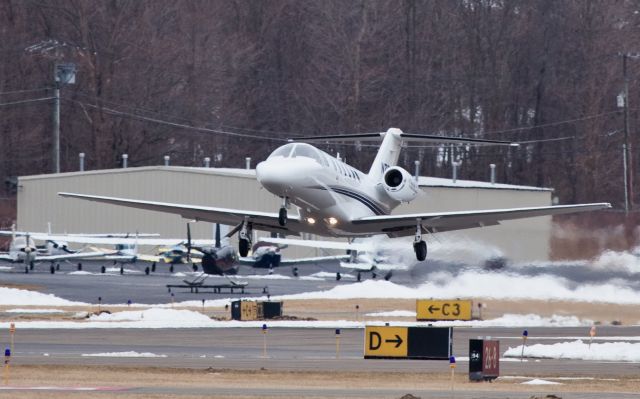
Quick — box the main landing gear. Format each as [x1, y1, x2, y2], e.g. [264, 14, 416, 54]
[413, 219, 427, 261]
[278, 197, 289, 226]
[238, 220, 253, 257]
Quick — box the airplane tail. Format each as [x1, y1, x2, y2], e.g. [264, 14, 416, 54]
[288, 127, 517, 182]
[367, 128, 404, 182]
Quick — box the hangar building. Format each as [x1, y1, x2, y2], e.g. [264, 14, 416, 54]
[16, 166, 553, 263]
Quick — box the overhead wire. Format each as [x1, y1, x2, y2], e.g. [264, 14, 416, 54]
[64, 98, 289, 142]
[0, 87, 52, 96]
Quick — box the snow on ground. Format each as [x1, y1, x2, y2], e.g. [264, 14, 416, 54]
[0, 266, 12, 271]
[105, 267, 141, 274]
[0, 287, 86, 306]
[81, 351, 167, 358]
[5, 308, 65, 314]
[504, 340, 640, 362]
[0, 309, 592, 329]
[521, 379, 562, 385]
[263, 273, 640, 304]
[366, 310, 416, 317]
[310, 272, 355, 280]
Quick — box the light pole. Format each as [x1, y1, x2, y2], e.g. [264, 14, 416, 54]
[619, 53, 640, 213]
[52, 63, 76, 174]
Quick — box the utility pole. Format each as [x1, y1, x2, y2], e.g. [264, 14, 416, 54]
[623, 53, 633, 212]
[52, 63, 76, 174]
[52, 79, 60, 174]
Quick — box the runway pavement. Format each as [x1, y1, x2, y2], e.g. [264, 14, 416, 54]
[3, 259, 640, 398]
[6, 326, 640, 377]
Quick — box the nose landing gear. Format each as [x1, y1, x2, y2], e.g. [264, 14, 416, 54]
[278, 197, 290, 226]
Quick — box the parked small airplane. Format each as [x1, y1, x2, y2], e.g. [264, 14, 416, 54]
[0, 231, 104, 271]
[59, 128, 611, 262]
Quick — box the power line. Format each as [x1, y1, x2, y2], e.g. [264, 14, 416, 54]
[0, 87, 52, 96]
[0, 97, 55, 107]
[71, 91, 296, 137]
[64, 98, 290, 142]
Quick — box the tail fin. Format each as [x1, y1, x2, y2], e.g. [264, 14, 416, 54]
[368, 128, 404, 182]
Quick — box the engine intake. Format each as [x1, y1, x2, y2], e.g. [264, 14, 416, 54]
[382, 166, 419, 202]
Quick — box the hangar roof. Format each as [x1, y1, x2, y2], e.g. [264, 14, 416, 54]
[19, 166, 552, 192]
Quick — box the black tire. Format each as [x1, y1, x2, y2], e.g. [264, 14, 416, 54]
[278, 207, 287, 226]
[239, 239, 249, 257]
[357, 272, 361, 282]
[151, 262, 156, 272]
[192, 264, 198, 272]
[145, 267, 150, 275]
[77, 263, 82, 271]
[56, 263, 60, 271]
[292, 267, 299, 277]
[50, 265, 55, 274]
[414, 240, 427, 261]
[101, 266, 106, 274]
[336, 272, 341, 281]
[169, 265, 174, 273]
[120, 267, 124, 275]
[29, 262, 34, 270]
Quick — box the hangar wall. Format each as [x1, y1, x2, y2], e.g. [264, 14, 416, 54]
[17, 166, 552, 263]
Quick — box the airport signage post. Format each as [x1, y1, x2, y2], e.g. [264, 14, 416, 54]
[364, 326, 452, 360]
[469, 339, 500, 381]
[416, 299, 472, 321]
[3, 348, 9, 385]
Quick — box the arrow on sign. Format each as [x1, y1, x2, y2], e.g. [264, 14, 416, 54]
[428, 305, 440, 313]
[385, 334, 403, 348]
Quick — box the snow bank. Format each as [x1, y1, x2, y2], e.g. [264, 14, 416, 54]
[81, 351, 167, 358]
[267, 272, 640, 304]
[0, 309, 590, 329]
[521, 379, 562, 385]
[5, 308, 64, 314]
[366, 310, 417, 317]
[0, 287, 86, 306]
[504, 340, 640, 362]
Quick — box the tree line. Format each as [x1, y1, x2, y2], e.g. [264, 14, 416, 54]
[2, 0, 640, 218]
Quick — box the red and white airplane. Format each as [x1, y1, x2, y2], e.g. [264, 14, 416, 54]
[59, 128, 610, 261]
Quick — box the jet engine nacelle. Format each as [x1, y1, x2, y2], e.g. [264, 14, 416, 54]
[382, 166, 419, 203]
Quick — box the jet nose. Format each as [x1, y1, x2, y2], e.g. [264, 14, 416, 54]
[256, 159, 321, 195]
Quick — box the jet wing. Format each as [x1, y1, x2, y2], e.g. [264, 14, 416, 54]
[352, 203, 611, 236]
[0, 232, 211, 247]
[0, 253, 13, 261]
[58, 192, 303, 234]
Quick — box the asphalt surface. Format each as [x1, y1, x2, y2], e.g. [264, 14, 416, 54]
[3, 258, 640, 398]
[5, 326, 640, 377]
[0, 259, 351, 303]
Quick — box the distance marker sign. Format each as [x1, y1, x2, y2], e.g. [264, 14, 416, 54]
[416, 299, 472, 321]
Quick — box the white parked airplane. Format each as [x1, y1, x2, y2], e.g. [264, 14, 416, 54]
[59, 128, 611, 261]
[0, 231, 104, 269]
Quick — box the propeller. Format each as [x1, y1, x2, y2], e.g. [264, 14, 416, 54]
[186, 222, 192, 262]
[215, 224, 221, 249]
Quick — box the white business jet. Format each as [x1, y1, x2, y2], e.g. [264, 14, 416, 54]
[59, 128, 611, 261]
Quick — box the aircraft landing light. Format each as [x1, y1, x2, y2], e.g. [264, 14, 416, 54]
[328, 217, 338, 226]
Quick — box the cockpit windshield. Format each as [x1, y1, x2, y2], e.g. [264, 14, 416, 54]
[268, 143, 295, 159]
[267, 143, 327, 166]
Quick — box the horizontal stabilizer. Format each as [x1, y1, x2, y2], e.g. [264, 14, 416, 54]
[290, 131, 518, 146]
